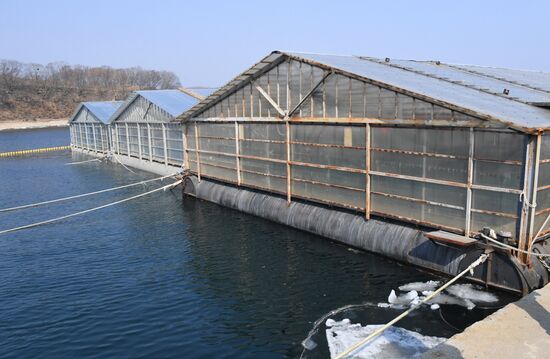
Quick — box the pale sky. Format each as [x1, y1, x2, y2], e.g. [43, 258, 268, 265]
[0, 0, 548, 88]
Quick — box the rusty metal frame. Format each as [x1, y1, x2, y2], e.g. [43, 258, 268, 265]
[183, 118, 532, 243]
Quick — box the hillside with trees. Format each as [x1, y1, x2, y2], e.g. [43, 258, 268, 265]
[0, 59, 181, 122]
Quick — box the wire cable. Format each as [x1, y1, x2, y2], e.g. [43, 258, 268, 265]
[0, 180, 182, 236]
[0, 174, 178, 213]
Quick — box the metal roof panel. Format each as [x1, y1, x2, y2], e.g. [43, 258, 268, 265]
[285, 52, 550, 131]
[135, 89, 199, 117]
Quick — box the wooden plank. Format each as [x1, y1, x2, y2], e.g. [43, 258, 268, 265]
[425, 230, 478, 247]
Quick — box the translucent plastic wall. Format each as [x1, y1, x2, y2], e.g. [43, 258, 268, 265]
[110, 94, 184, 166]
[70, 123, 110, 153]
[111, 122, 183, 167]
[185, 120, 527, 239]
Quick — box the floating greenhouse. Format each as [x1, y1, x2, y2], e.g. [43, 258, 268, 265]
[70, 52, 550, 294]
[68, 101, 123, 153]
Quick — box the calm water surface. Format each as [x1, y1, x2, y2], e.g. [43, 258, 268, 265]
[0, 128, 513, 358]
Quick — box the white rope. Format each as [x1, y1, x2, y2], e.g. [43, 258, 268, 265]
[480, 233, 550, 258]
[65, 158, 102, 165]
[0, 174, 178, 213]
[529, 212, 550, 252]
[334, 253, 489, 359]
[0, 180, 182, 236]
[112, 154, 136, 174]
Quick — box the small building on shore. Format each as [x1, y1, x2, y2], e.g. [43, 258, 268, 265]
[68, 101, 123, 153]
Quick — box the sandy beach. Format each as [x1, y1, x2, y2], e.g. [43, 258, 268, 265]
[0, 119, 68, 131]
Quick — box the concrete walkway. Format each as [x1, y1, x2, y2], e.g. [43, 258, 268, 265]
[422, 284, 550, 359]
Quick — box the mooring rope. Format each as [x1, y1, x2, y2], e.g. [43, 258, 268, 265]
[480, 233, 550, 258]
[65, 158, 102, 165]
[112, 154, 136, 174]
[333, 253, 489, 359]
[0, 174, 178, 213]
[0, 180, 182, 236]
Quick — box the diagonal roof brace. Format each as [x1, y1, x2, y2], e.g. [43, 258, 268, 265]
[288, 71, 333, 117]
[255, 71, 333, 120]
[255, 85, 286, 118]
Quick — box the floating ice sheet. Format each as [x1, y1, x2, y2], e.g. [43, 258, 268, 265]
[380, 281, 499, 310]
[446, 284, 498, 303]
[325, 319, 445, 359]
[398, 280, 441, 292]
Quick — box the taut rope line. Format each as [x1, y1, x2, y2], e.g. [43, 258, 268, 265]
[0, 174, 178, 213]
[0, 180, 182, 236]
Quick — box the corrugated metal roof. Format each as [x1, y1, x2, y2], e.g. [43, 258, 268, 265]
[449, 64, 550, 95]
[136, 89, 199, 117]
[68, 101, 123, 124]
[362, 58, 550, 105]
[286, 52, 550, 132]
[83, 101, 124, 123]
[180, 51, 550, 133]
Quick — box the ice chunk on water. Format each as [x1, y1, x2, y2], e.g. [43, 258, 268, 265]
[446, 284, 498, 303]
[301, 337, 318, 351]
[388, 290, 418, 306]
[398, 280, 441, 292]
[430, 304, 440, 310]
[325, 319, 445, 359]
[428, 293, 476, 310]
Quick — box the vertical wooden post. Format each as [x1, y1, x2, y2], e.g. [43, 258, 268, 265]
[365, 123, 371, 219]
[137, 123, 142, 160]
[84, 123, 90, 150]
[235, 121, 241, 186]
[125, 123, 130, 157]
[465, 128, 474, 236]
[81, 124, 86, 148]
[182, 122, 189, 170]
[286, 120, 291, 204]
[194, 122, 201, 181]
[92, 124, 98, 152]
[162, 123, 168, 166]
[115, 124, 120, 154]
[147, 124, 153, 162]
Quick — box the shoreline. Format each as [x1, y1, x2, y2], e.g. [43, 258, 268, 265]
[0, 119, 68, 132]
